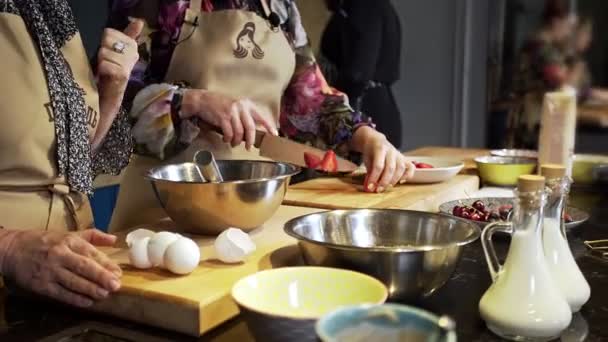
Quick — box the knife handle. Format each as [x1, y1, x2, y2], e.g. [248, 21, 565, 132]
[199, 122, 265, 148]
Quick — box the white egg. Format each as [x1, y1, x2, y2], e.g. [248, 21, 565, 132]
[128, 236, 153, 269]
[147, 231, 179, 267]
[214, 228, 256, 263]
[164, 237, 201, 275]
[125, 228, 156, 247]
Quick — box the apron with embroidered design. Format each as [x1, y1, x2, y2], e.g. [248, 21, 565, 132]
[0, 13, 98, 231]
[110, 0, 296, 231]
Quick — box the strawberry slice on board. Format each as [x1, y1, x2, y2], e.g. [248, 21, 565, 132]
[318, 150, 338, 173]
[304, 152, 322, 169]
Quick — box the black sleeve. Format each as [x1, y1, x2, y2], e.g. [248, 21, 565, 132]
[106, 0, 134, 30]
[337, 0, 384, 98]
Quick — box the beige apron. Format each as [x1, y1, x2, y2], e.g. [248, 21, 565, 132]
[0, 14, 98, 231]
[109, 0, 296, 231]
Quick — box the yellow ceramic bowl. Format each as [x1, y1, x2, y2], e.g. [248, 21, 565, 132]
[232, 267, 388, 341]
[572, 154, 608, 185]
[475, 156, 537, 186]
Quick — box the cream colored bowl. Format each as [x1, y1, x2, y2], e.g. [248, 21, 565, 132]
[232, 267, 387, 341]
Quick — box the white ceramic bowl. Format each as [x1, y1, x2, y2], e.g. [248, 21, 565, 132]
[404, 157, 465, 184]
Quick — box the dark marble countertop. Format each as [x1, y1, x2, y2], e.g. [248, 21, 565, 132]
[1, 187, 607, 342]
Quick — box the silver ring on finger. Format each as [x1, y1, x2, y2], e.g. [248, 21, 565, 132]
[112, 41, 127, 54]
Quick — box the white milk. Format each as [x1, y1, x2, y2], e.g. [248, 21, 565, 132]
[543, 217, 590, 312]
[480, 227, 572, 340]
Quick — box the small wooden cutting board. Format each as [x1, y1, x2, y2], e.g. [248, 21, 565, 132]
[90, 206, 322, 337]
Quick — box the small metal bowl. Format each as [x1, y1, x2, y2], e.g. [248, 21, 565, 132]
[490, 149, 538, 159]
[146, 160, 300, 235]
[284, 209, 480, 301]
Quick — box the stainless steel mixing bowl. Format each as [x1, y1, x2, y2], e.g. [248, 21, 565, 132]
[146, 160, 300, 235]
[284, 209, 480, 301]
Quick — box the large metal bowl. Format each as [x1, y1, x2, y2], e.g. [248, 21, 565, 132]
[284, 209, 480, 301]
[146, 160, 300, 235]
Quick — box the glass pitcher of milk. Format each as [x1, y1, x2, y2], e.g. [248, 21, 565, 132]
[540, 164, 590, 312]
[479, 175, 572, 341]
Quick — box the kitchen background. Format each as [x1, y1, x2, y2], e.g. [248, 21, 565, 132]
[68, 0, 608, 227]
[69, 0, 608, 152]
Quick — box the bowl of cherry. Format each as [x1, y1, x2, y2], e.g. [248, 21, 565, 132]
[439, 197, 589, 232]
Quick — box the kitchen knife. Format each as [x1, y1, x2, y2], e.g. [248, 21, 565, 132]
[202, 123, 358, 172]
[253, 130, 359, 173]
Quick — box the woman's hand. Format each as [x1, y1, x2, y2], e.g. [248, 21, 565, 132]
[181, 89, 279, 149]
[93, 19, 144, 150]
[351, 126, 415, 193]
[1, 229, 122, 308]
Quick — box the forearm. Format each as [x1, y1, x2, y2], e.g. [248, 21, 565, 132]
[92, 92, 126, 151]
[591, 88, 608, 102]
[0, 229, 20, 276]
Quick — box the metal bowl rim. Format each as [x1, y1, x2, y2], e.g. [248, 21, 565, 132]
[490, 149, 539, 158]
[283, 209, 481, 253]
[474, 156, 537, 165]
[144, 160, 301, 185]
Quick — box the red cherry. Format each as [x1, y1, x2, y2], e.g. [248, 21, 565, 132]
[453, 206, 463, 216]
[470, 213, 482, 221]
[461, 211, 471, 219]
[472, 200, 485, 212]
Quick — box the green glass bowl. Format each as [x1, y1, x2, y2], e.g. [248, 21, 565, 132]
[572, 154, 608, 185]
[474, 156, 537, 186]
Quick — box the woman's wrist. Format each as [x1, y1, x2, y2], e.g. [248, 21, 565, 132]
[181, 88, 206, 119]
[349, 126, 385, 153]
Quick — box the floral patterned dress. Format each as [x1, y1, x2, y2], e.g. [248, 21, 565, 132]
[108, 0, 374, 162]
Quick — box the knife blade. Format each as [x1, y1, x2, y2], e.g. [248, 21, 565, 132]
[202, 123, 358, 173]
[253, 130, 358, 173]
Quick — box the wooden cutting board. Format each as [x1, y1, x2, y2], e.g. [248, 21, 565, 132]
[283, 174, 480, 212]
[91, 205, 322, 337]
[404, 146, 490, 173]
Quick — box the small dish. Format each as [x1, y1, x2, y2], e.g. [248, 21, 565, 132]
[404, 157, 465, 184]
[474, 156, 537, 186]
[490, 149, 538, 159]
[231, 267, 387, 342]
[439, 197, 589, 232]
[316, 303, 457, 342]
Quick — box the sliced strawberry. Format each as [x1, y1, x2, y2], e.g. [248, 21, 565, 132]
[304, 152, 322, 169]
[318, 150, 338, 172]
[415, 162, 434, 169]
